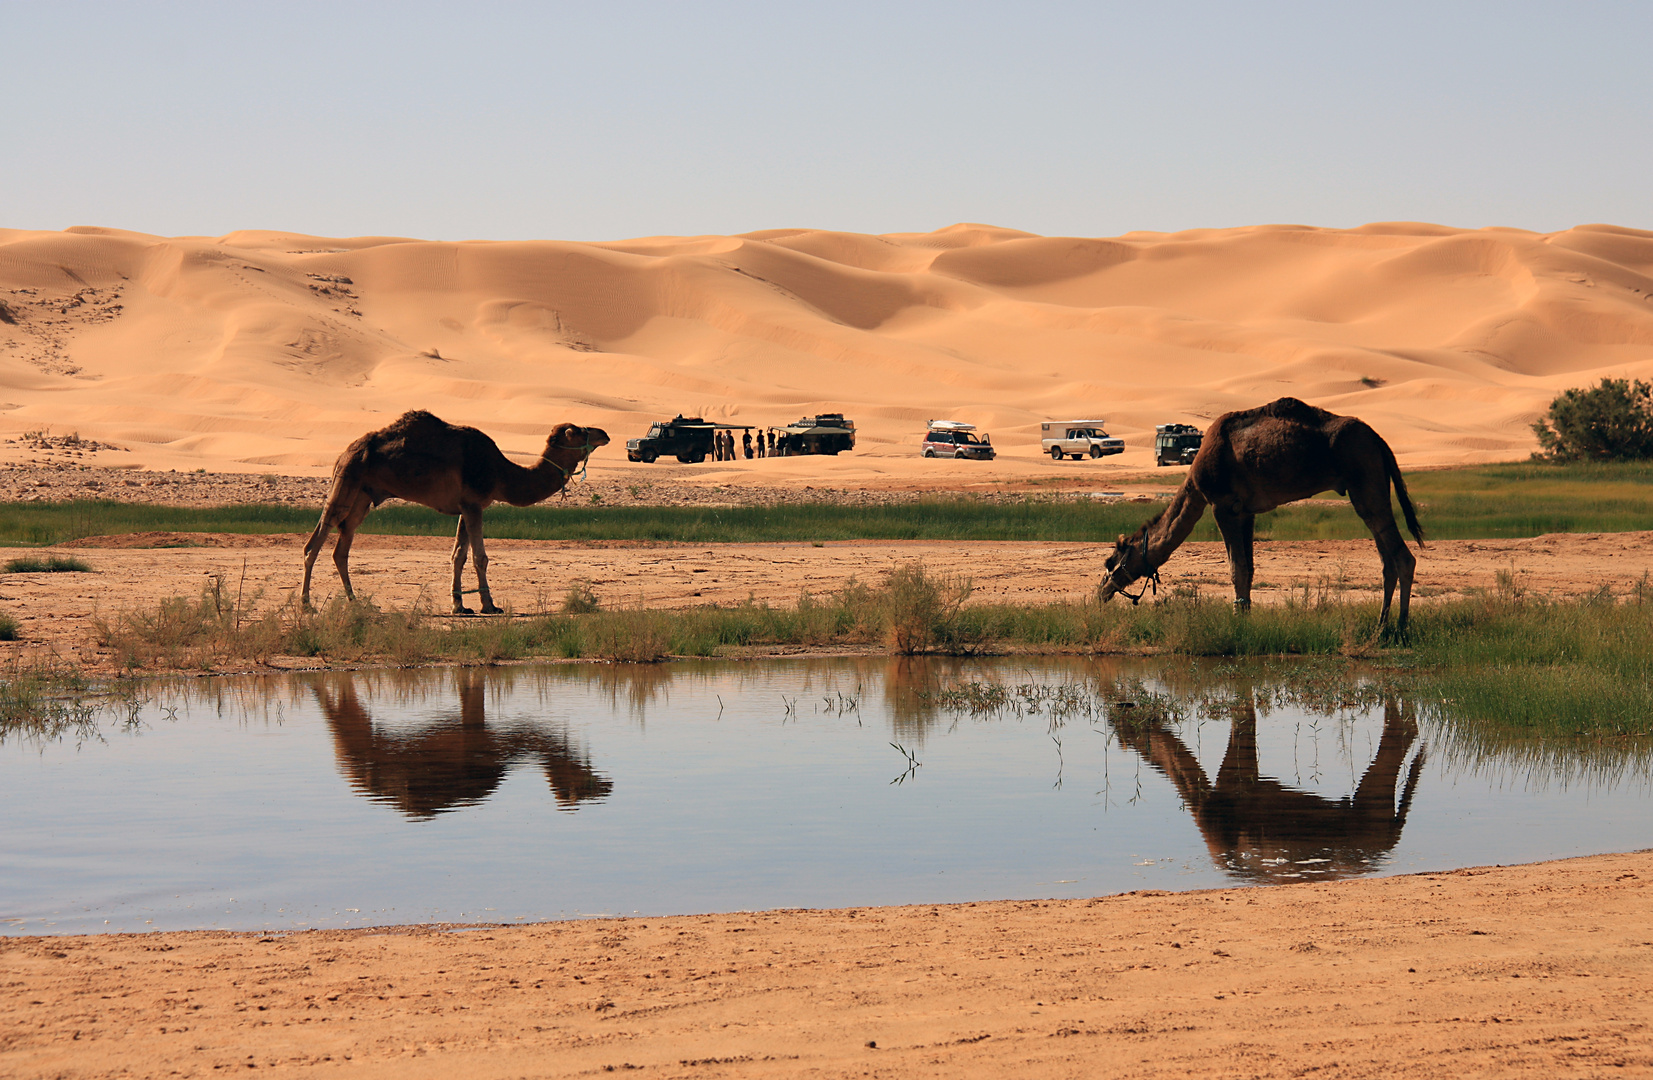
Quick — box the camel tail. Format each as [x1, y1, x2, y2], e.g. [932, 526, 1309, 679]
[1383, 439, 1425, 547]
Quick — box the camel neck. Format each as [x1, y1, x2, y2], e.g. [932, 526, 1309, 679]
[1143, 480, 1208, 568]
[498, 447, 586, 506]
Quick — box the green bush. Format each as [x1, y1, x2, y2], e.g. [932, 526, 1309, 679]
[1532, 378, 1653, 462]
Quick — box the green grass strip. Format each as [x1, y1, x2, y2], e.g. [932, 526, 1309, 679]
[4, 460, 1653, 547]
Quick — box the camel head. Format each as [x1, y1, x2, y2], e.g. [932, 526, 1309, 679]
[1098, 531, 1151, 603]
[543, 423, 611, 459]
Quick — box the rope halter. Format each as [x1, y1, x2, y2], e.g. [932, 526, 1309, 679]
[1113, 532, 1161, 606]
[546, 429, 601, 488]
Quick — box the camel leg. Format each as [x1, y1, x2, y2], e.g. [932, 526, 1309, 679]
[1350, 488, 1415, 630]
[451, 516, 472, 614]
[301, 514, 333, 609]
[1213, 506, 1256, 612]
[1213, 707, 1261, 789]
[464, 506, 503, 614]
[331, 497, 372, 603]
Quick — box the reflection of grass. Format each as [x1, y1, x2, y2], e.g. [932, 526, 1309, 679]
[0, 664, 102, 744]
[5, 460, 1653, 545]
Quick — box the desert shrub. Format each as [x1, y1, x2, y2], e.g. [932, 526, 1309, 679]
[2, 555, 92, 574]
[1531, 378, 1653, 462]
[589, 608, 671, 662]
[561, 579, 601, 614]
[0, 614, 17, 641]
[0, 299, 16, 326]
[95, 574, 287, 669]
[882, 561, 983, 654]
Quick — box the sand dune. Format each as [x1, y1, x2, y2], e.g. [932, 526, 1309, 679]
[2, 220, 1651, 479]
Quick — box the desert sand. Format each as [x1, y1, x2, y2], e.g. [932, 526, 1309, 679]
[4, 221, 1653, 483]
[3, 850, 1649, 1078]
[6, 219, 1653, 1076]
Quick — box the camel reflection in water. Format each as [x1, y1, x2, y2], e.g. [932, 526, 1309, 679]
[1110, 697, 1425, 882]
[313, 670, 612, 819]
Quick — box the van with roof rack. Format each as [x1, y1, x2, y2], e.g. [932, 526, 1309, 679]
[921, 420, 995, 460]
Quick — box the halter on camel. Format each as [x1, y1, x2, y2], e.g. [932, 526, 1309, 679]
[550, 430, 602, 492]
[1110, 532, 1162, 605]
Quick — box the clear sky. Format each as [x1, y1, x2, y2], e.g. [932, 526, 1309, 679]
[4, 1, 1649, 241]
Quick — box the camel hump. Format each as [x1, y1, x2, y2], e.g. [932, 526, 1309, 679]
[1258, 397, 1338, 426]
[386, 409, 459, 437]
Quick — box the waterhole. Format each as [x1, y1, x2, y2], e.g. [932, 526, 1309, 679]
[3, 657, 1649, 934]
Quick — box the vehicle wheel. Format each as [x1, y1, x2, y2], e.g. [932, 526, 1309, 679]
[1090, 445, 1102, 459]
[642, 451, 657, 463]
[954, 449, 964, 459]
[923, 448, 935, 458]
[1050, 445, 1064, 461]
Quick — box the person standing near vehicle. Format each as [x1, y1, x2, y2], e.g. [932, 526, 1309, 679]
[743, 430, 754, 459]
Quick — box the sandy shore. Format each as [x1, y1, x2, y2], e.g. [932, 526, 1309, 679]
[5, 528, 1650, 673]
[3, 850, 1649, 1078]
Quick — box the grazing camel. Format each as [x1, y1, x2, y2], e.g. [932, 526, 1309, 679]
[1099, 398, 1424, 629]
[1109, 696, 1425, 882]
[301, 410, 609, 614]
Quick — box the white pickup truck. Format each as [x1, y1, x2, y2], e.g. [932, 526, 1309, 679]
[1040, 420, 1125, 461]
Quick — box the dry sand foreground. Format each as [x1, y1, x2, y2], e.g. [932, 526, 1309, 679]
[3, 851, 1649, 1079]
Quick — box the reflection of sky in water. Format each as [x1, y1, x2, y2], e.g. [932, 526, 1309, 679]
[2, 657, 1649, 935]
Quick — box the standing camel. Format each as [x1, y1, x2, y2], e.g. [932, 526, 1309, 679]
[301, 410, 609, 614]
[1098, 398, 1424, 629]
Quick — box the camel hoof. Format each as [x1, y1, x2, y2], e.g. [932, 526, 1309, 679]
[481, 604, 504, 615]
[452, 605, 474, 615]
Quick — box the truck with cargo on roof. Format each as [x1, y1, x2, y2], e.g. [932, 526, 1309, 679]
[1040, 420, 1125, 461]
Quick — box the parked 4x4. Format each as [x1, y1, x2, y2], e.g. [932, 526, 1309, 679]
[922, 421, 995, 460]
[1154, 423, 1204, 466]
[771, 413, 856, 456]
[1040, 420, 1125, 461]
[626, 416, 717, 463]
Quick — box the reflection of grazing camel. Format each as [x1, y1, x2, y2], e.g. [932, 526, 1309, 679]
[1110, 698, 1425, 882]
[1098, 398, 1423, 629]
[313, 671, 613, 819]
[301, 410, 610, 614]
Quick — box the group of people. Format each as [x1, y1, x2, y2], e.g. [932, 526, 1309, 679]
[713, 428, 781, 461]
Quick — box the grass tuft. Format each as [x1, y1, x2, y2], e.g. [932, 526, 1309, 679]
[3, 554, 92, 574]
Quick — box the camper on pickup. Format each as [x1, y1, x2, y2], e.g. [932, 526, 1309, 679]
[1040, 421, 1125, 461]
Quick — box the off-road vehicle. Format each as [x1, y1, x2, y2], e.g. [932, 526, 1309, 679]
[771, 413, 855, 455]
[1040, 420, 1125, 460]
[921, 420, 995, 460]
[626, 416, 717, 463]
[1154, 423, 1204, 466]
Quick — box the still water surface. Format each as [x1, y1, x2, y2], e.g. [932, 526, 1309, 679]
[4, 657, 1649, 935]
